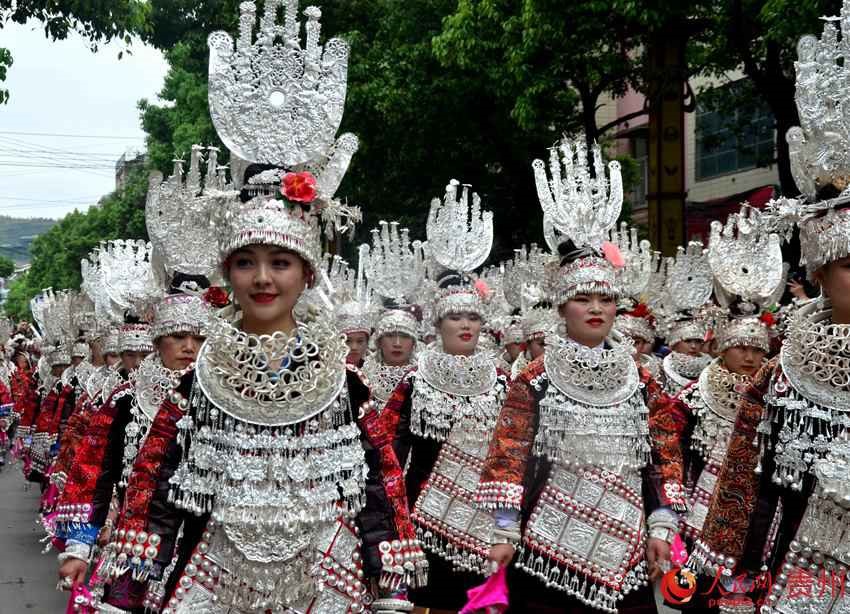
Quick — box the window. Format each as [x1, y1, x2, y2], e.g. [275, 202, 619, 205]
[695, 82, 775, 181]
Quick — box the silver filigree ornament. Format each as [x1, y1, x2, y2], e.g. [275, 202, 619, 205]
[207, 1, 355, 168]
[150, 294, 211, 341]
[85, 240, 164, 321]
[194, 312, 348, 427]
[364, 220, 426, 302]
[663, 241, 713, 312]
[708, 205, 784, 306]
[787, 3, 850, 200]
[608, 222, 656, 301]
[501, 244, 556, 310]
[427, 180, 493, 273]
[146, 145, 225, 284]
[532, 136, 623, 251]
[30, 288, 74, 347]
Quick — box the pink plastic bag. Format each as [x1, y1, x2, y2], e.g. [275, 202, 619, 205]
[671, 534, 688, 565]
[460, 567, 509, 614]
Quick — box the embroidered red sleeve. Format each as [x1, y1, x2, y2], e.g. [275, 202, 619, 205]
[360, 375, 416, 540]
[53, 393, 91, 479]
[693, 359, 776, 573]
[118, 399, 183, 534]
[60, 384, 131, 515]
[645, 369, 691, 511]
[475, 362, 540, 512]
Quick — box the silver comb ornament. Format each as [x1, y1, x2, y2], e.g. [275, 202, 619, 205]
[91, 240, 164, 319]
[207, 0, 355, 169]
[145, 144, 224, 282]
[364, 220, 426, 302]
[533, 136, 623, 250]
[426, 179, 493, 273]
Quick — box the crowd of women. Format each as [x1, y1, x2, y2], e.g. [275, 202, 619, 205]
[0, 1, 848, 613]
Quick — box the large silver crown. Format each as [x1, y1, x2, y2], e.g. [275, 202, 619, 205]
[82, 240, 163, 322]
[502, 244, 555, 310]
[663, 241, 713, 312]
[708, 206, 785, 306]
[146, 145, 225, 283]
[208, 1, 354, 169]
[787, 2, 850, 199]
[426, 179, 493, 273]
[364, 220, 426, 302]
[533, 135, 622, 250]
[30, 288, 74, 346]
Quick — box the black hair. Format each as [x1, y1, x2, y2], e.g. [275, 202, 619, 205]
[557, 239, 599, 267]
[728, 296, 760, 318]
[436, 269, 470, 290]
[123, 313, 141, 325]
[240, 163, 277, 203]
[169, 272, 211, 295]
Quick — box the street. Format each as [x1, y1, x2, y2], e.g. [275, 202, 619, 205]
[0, 466, 68, 613]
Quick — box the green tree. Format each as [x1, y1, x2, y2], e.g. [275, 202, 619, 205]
[0, 255, 14, 278]
[3, 169, 148, 320]
[0, 1, 149, 103]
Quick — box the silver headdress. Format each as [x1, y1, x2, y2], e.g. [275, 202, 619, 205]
[363, 220, 426, 303]
[71, 342, 90, 360]
[657, 241, 713, 346]
[31, 289, 74, 366]
[82, 240, 164, 323]
[102, 329, 121, 356]
[373, 308, 419, 341]
[708, 206, 784, 353]
[426, 180, 493, 322]
[119, 323, 155, 354]
[210, 1, 362, 281]
[533, 136, 623, 304]
[150, 294, 211, 341]
[146, 144, 224, 284]
[776, 2, 850, 277]
[610, 222, 659, 343]
[333, 245, 380, 335]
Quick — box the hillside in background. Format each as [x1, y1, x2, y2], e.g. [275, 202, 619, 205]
[0, 216, 56, 263]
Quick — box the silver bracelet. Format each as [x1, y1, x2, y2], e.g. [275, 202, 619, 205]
[649, 526, 676, 544]
[57, 551, 89, 566]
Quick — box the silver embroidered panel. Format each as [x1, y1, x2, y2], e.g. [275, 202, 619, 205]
[543, 334, 639, 406]
[195, 316, 348, 426]
[534, 371, 650, 473]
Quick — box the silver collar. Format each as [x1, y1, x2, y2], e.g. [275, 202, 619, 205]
[416, 348, 496, 397]
[543, 333, 639, 406]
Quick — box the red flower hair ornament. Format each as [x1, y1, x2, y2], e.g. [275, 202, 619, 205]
[281, 171, 318, 203]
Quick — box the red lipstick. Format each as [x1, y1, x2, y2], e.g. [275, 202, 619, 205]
[251, 293, 278, 304]
[459, 333, 473, 341]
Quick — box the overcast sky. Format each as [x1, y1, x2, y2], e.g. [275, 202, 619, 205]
[0, 21, 168, 219]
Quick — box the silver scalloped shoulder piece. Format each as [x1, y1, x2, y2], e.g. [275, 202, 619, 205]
[543, 332, 639, 407]
[426, 179, 493, 273]
[781, 297, 850, 412]
[708, 205, 784, 305]
[417, 347, 496, 397]
[608, 222, 656, 300]
[532, 135, 622, 250]
[207, 0, 353, 169]
[787, 4, 850, 199]
[195, 313, 348, 426]
[364, 220, 426, 301]
[663, 241, 713, 311]
[146, 145, 225, 282]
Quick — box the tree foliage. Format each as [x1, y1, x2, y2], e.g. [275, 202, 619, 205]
[3, 170, 148, 321]
[0, 255, 14, 278]
[0, 1, 149, 103]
